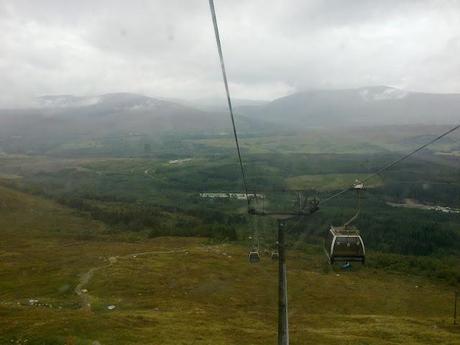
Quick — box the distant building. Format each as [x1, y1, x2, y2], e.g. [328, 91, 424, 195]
[199, 192, 264, 200]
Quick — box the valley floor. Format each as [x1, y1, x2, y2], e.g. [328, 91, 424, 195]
[0, 186, 459, 345]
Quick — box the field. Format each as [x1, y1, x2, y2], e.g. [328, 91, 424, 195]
[0, 125, 460, 344]
[1, 185, 460, 344]
[185, 126, 460, 156]
[285, 173, 383, 191]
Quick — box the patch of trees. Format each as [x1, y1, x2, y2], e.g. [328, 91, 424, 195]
[289, 194, 460, 257]
[383, 182, 460, 207]
[57, 195, 239, 241]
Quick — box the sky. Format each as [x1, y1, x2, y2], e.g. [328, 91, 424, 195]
[1, 0, 460, 107]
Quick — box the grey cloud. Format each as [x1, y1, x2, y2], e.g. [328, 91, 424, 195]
[0, 0, 459, 107]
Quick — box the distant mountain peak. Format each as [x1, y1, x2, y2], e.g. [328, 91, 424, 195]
[358, 86, 408, 101]
[35, 92, 174, 111]
[243, 85, 459, 127]
[37, 94, 100, 108]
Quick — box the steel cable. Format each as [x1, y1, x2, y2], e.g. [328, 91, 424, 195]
[320, 124, 460, 205]
[208, 0, 251, 208]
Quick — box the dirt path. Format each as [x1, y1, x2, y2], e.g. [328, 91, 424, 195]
[75, 249, 188, 311]
[74, 266, 109, 311]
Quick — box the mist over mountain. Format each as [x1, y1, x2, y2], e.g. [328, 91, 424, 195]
[0, 92, 268, 155]
[0, 86, 459, 156]
[179, 98, 270, 113]
[238, 86, 460, 128]
[0, 93, 266, 139]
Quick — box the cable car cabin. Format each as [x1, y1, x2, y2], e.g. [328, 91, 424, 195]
[248, 251, 260, 263]
[325, 226, 365, 264]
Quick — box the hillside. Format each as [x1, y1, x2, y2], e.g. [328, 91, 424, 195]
[240, 86, 460, 128]
[0, 93, 272, 155]
[0, 185, 459, 344]
[1, 88, 459, 156]
[0, 93, 225, 134]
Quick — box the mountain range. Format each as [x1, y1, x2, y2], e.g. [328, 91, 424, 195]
[0, 93, 229, 136]
[237, 86, 460, 128]
[0, 87, 458, 146]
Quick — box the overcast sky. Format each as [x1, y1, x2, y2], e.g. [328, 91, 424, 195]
[1, 0, 460, 106]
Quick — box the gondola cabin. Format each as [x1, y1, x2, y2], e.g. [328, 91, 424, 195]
[248, 251, 260, 263]
[325, 226, 365, 264]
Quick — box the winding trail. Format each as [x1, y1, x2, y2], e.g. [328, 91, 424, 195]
[74, 249, 188, 311]
[75, 266, 109, 311]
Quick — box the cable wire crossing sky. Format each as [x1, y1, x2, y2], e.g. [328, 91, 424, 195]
[1, 0, 460, 107]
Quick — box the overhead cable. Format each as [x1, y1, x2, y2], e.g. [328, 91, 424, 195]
[320, 123, 460, 205]
[208, 0, 251, 207]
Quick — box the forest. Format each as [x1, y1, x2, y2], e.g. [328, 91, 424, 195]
[2, 141, 460, 285]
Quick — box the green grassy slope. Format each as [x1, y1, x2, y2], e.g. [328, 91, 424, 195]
[0, 185, 459, 344]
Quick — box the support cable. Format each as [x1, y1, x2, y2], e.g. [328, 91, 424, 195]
[208, 0, 251, 207]
[320, 124, 460, 205]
